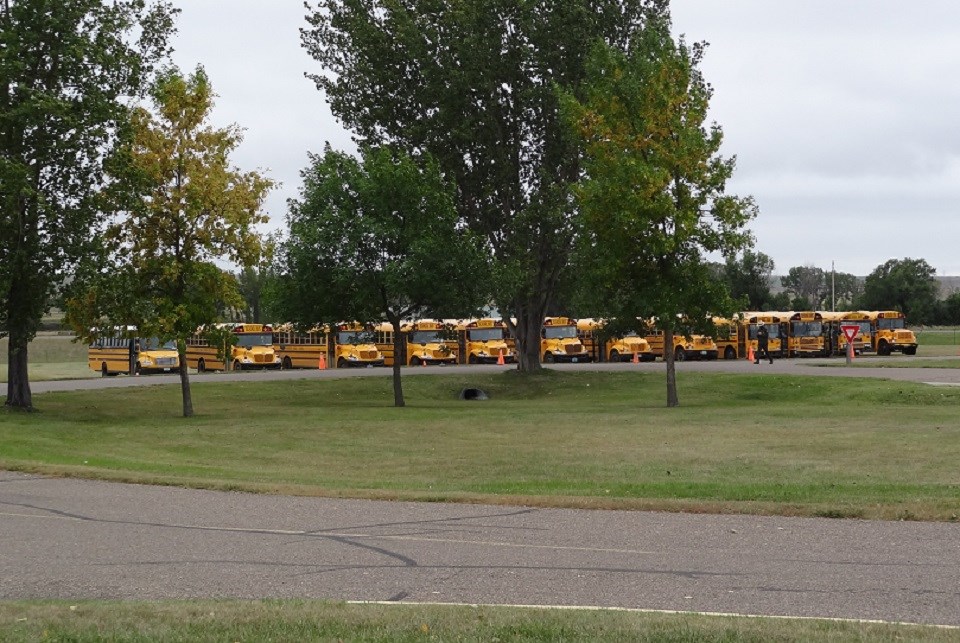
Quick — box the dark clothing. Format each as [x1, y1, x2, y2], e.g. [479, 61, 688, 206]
[755, 326, 773, 364]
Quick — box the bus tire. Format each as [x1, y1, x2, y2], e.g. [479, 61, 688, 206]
[337, 357, 346, 369]
[544, 352, 555, 364]
[233, 360, 242, 372]
[197, 358, 206, 373]
[674, 348, 687, 362]
[609, 349, 620, 362]
[410, 356, 421, 366]
[468, 354, 478, 365]
[282, 356, 292, 370]
[904, 346, 917, 355]
[878, 341, 890, 356]
[724, 346, 736, 360]
[101, 363, 109, 377]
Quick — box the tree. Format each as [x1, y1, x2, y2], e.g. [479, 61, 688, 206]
[277, 145, 488, 407]
[1, 0, 177, 411]
[237, 266, 269, 323]
[724, 250, 775, 310]
[780, 265, 826, 310]
[564, 21, 756, 407]
[826, 270, 862, 310]
[860, 258, 939, 323]
[934, 292, 960, 325]
[303, 0, 663, 373]
[767, 291, 793, 311]
[66, 67, 273, 417]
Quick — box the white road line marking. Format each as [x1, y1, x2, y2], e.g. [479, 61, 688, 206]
[352, 600, 960, 630]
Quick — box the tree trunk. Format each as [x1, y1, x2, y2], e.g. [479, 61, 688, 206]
[177, 345, 194, 417]
[511, 303, 544, 373]
[4, 329, 32, 411]
[664, 329, 679, 408]
[391, 321, 405, 407]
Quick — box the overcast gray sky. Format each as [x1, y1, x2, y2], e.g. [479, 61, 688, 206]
[170, 1, 960, 276]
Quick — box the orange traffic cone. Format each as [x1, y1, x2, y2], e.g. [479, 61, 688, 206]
[421, 355, 427, 367]
[318, 353, 327, 370]
[497, 350, 505, 366]
[747, 345, 755, 362]
[632, 351, 639, 364]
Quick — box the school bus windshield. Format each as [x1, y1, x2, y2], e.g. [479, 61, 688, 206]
[468, 328, 504, 341]
[544, 326, 577, 339]
[748, 325, 781, 339]
[877, 318, 905, 330]
[338, 331, 374, 344]
[236, 333, 273, 348]
[140, 337, 177, 351]
[410, 331, 445, 343]
[791, 321, 822, 336]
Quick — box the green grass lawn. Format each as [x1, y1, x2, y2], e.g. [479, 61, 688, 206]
[3, 370, 959, 521]
[1, 600, 956, 642]
[915, 328, 960, 346]
[0, 334, 95, 382]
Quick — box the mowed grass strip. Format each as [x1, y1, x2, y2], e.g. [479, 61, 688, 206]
[1, 334, 95, 382]
[1, 600, 956, 643]
[2, 370, 960, 520]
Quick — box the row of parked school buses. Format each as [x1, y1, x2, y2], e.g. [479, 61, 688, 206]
[86, 310, 918, 375]
[709, 310, 918, 360]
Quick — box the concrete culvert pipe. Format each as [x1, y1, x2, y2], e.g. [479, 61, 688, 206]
[458, 388, 489, 401]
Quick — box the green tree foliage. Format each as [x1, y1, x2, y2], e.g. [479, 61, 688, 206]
[1, 0, 177, 410]
[860, 258, 939, 323]
[277, 145, 488, 407]
[767, 291, 793, 311]
[825, 270, 862, 311]
[302, 0, 662, 372]
[780, 265, 826, 310]
[933, 291, 960, 325]
[724, 250, 775, 310]
[237, 266, 272, 323]
[66, 67, 273, 417]
[563, 21, 756, 407]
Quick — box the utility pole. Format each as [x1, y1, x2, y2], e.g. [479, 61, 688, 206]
[831, 261, 835, 312]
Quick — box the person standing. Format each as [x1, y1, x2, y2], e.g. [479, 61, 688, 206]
[755, 324, 773, 364]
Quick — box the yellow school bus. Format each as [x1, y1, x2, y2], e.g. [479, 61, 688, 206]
[272, 323, 330, 369]
[457, 318, 515, 364]
[87, 327, 179, 376]
[644, 319, 719, 361]
[711, 316, 741, 360]
[185, 323, 281, 372]
[576, 318, 655, 362]
[741, 312, 786, 359]
[334, 322, 385, 368]
[821, 311, 872, 356]
[401, 319, 458, 366]
[864, 310, 918, 355]
[779, 311, 828, 357]
[541, 316, 591, 363]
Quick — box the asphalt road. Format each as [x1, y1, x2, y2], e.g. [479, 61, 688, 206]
[9, 359, 960, 627]
[1, 471, 959, 626]
[29, 355, 960, 394]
